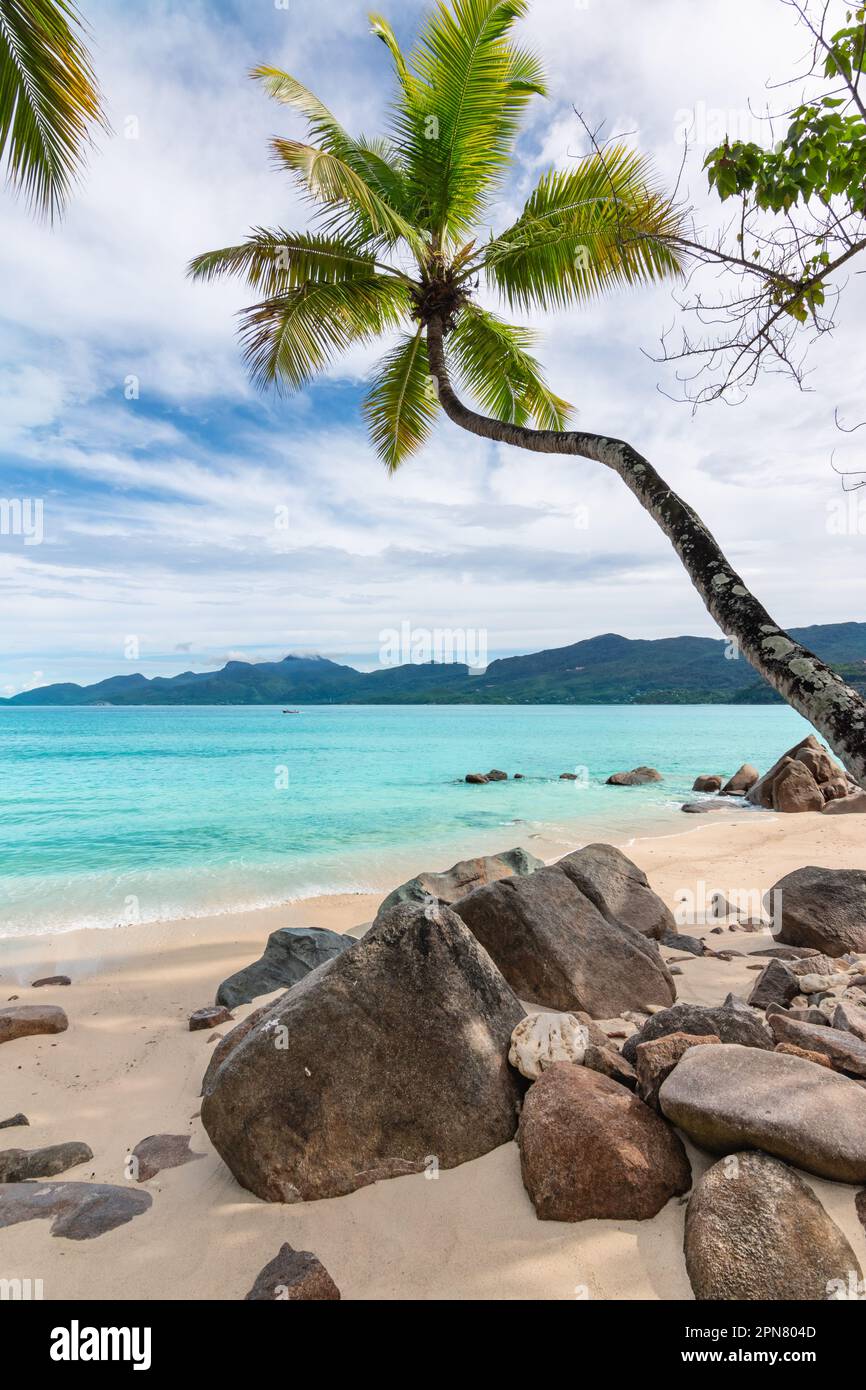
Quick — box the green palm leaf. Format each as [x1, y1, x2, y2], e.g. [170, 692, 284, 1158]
[363, 326, 440, 470]
[485, 147, 683, 310]
[252, 65, 411, 220]
[0, 0, 105, 218]
[188, 229, 382, 297]
[271, 137, 425, 254]
[449, 302, 573, 427]
[384, 0, 545, 242]
[240, 275, 410, 391]
[369, 13, 422, 104]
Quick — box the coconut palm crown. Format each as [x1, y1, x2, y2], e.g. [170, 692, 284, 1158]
[189, 0, 683, 471]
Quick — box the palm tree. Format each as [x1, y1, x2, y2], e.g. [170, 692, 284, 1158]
[0, 0, 104, 218]
[190, 0, 866, 787]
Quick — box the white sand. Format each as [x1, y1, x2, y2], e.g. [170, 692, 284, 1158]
[2, 811, 865, 1300]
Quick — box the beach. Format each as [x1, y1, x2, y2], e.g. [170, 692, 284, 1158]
[3, 809, 865, 1302]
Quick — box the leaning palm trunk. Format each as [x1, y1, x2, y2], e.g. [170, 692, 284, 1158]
[427, 317, 866, 788]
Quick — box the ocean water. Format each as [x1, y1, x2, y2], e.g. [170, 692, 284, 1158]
[0, 703, 816, 937]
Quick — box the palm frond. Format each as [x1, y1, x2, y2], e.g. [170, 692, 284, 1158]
[253, 65, 411, 218]
[0, 0, 105, 218]
[448, 302, 572, 427]
[188, 229, 382, 296]
[369, 13, 421, 104]
[484, 146, 683, 310]
[363, 326, 439, 470]
[386, 0, 545, 242]
[240, 275, 410, 392]
[251, 66, 351, 152]
[271, 138, 425, 254]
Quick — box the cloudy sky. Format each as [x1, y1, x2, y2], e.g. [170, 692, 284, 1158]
[0, 0, 863, 693]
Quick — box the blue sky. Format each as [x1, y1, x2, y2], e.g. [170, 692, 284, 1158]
[0, 0, 863, 694]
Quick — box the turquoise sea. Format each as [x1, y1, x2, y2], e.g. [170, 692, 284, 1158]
[0, 703, 817, 937]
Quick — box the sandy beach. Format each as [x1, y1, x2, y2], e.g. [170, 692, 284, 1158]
[2, 810, 865, 1301]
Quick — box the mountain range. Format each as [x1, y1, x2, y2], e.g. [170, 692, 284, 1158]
[4, 622, 865, 707]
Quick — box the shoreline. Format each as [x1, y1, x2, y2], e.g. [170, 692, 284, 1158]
[0, 795, 759, 950]
[0, 799, 761, 976]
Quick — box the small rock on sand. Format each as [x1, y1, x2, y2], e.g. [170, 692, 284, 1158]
[0, 1004, 68, 1045]
[0, 1141, 92, 1183]
[244, 1243, 340, 1300]
[0, 1182, 152, 1240]
[130, 1133, 205, 1182]
[189, 1005, 233, 1032]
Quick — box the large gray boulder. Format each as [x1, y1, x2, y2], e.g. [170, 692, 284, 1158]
[555, 843, 676, 940]
[201, 901, 525, 1202]
[685, 1152, 862, 1300]
[376, 846, 542, 918]
[622, 995, 772, 1065]
[452, 862, 676, 1017]
[216, 927, 353, 1008]
[659, 1043, 866, 1182]
[767, 866, 866, 956]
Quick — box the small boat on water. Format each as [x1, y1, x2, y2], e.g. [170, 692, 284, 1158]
[282, 709, 300, 714]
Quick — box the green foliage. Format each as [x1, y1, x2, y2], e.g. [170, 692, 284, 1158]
[704, 9, 866, 216]
[486, 149, 682, 310]
[377, 0, 547, 243]
[448, 303, 572, 427]
[240, 276, 409, 390]
[363, 328, 440, 470]
[192, 0, 683, 468]
[0, 0, 105, 217]
[189, 230, 382, 295]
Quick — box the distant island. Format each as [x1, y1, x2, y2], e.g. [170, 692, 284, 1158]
[4, 623, 865, 707]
